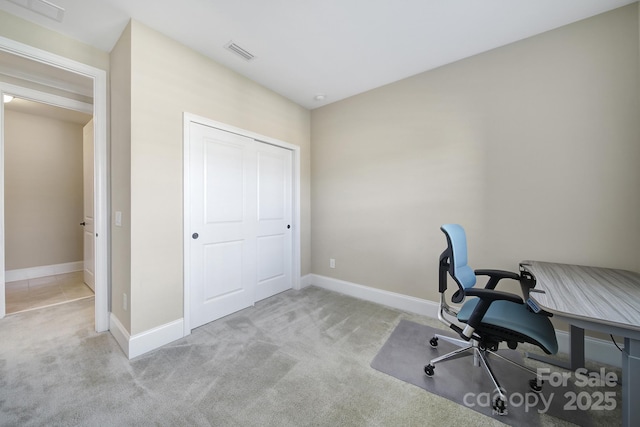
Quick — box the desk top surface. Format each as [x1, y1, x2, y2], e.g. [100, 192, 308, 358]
[521, 260, 640, 332]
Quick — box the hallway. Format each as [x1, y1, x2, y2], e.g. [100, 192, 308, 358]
[4, 271, 93, 314]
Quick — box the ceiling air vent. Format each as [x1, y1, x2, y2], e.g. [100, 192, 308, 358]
[224, 41, 256, 62]
[8, 0, 65, 22]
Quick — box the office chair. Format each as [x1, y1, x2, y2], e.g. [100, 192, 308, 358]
[424, 224, 558, 415]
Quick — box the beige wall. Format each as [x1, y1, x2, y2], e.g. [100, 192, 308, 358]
[311, 5, 640, 302]
[113, 21, 311, 335]
[110, 23, 132, 332]
[0, 10, 109, 71]
[4, 110, 84, 270]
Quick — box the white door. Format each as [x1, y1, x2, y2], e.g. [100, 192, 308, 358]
[82, 119, 95, 291]
[188, 123, 293, 330]
[255, 143, 292, 301]
[189, 123, 258, 328]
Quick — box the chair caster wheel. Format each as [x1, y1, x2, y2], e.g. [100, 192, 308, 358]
[529, 378, 543, 393]
[429, 337, 438, 347]
[493, 397, 508, 416]
[424, 364, 434, 376]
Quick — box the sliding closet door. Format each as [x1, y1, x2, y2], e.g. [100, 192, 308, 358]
[188, 123, 293, 330]
[255, 143, 292, 301]
[189, 123, 257, 328]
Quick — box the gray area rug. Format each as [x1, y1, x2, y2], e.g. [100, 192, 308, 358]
[371, 319, 613, 427]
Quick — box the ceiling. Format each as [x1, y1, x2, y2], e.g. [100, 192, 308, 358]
[0, 0, 636, 109]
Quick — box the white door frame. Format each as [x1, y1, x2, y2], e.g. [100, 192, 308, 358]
[0, 36, 109, 332]
[182, 113, 301, 336]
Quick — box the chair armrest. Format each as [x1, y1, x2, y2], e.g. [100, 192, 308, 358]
[464, 288, 523, 304]
[475, 269, 520, 280]
[474, 269, 520, 290]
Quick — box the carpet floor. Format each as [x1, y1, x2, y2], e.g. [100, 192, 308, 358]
[0, 286, 610, 426]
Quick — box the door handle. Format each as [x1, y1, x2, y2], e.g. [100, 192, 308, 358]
[287, 224, 290, 229]
[80, 222, 86, 226]
[192, 233, 199, 239]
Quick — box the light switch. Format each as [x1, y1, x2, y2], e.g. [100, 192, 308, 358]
[115, 211, 122, 227]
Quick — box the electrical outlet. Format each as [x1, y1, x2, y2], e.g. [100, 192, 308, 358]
[123, 293, 128, 311]
[329, 258, 336, 269]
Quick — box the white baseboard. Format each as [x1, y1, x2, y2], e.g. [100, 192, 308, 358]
[5, 261, 83, 282]
[109, 313, 184, 359]
[308, 274, 439, 318]
[128, 318, 184, 359]
[300, 274, 313, 288]
[308, 274, 621, 368]
[109, 313, 131, 357]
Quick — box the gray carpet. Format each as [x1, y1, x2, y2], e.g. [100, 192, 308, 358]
[0, 287, 504, 426]
[0, 286, 612, 426]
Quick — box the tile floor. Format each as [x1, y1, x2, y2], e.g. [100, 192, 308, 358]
[5, 271, 94, 315]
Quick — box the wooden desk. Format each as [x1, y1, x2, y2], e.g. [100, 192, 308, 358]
[520, 261, 640, 427]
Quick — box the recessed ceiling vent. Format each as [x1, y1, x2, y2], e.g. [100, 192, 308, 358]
[224, 41, 256, 62]
[8, 0, 65, 22]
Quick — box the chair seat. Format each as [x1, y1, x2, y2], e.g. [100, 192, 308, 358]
[457, 298, 558, 354]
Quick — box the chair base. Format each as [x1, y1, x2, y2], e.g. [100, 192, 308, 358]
[424, 333, 541, 416]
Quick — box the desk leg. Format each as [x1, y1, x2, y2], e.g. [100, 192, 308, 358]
[622, 338, 640, 427]
[568, 325, 585, 369]
[526, 325, 585, 371]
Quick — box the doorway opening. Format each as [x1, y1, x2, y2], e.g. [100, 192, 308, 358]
[0, 36, 109, 332]
[3, 97, 94, 315]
